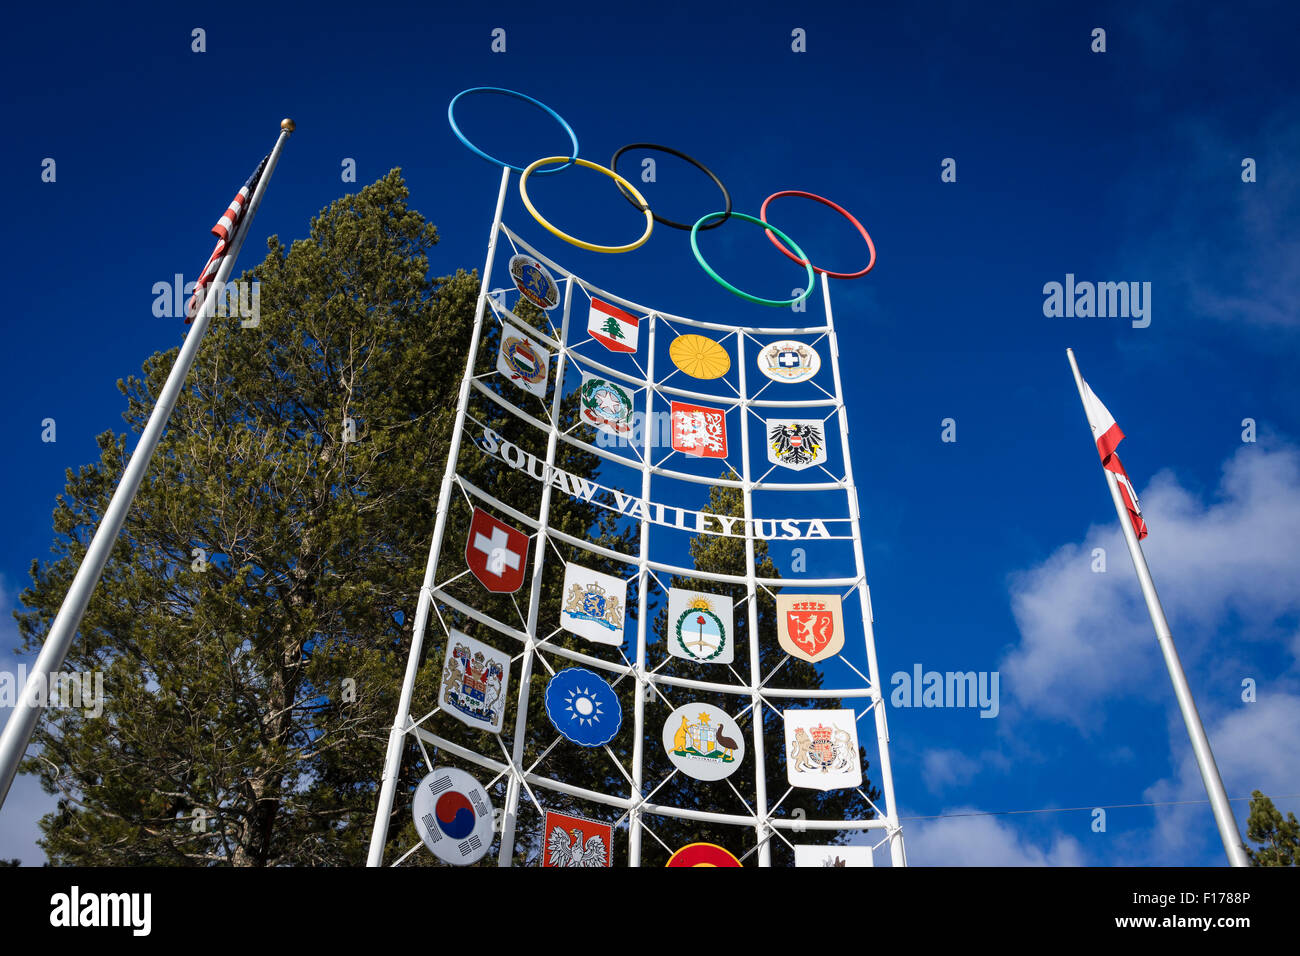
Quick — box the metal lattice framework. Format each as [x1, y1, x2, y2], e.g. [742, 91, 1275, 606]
[367, 168, 906, 867]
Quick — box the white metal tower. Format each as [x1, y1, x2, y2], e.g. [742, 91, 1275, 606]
[367, 166, 905, 867]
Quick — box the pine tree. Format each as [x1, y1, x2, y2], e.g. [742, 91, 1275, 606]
[16, 171, 877, 866]
[15, 171, 615, 865]
[1245, 790, 1299, 866]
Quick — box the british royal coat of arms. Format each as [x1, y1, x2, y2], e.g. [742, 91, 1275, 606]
[783, 708, 862, 791]
[439, 631, 510, 734]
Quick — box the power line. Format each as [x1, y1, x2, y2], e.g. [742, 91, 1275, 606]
[900, 793, 1300, 822]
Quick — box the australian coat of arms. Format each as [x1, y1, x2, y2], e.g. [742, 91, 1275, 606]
[662, 702, 745, 781]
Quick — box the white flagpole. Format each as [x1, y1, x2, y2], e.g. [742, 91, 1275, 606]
[1066, 349, 1249, 867]
[0, 121, 295, 809]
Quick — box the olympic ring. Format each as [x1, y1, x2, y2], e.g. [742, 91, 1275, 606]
[609, 143, 732, 231]
[447, 88, 579, 175]
[759, 190, 876, 280]
[519, 156, 655, 254]
[446, 91, 878, 289]
[690, 212, 815, 307]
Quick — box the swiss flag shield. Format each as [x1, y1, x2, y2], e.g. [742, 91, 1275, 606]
[465, 507, 530, 593]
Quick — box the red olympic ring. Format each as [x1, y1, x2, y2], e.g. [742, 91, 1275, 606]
[758, 190, 876, 280]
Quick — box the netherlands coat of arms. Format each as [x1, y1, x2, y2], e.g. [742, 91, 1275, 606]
[560, 563, 627, 646]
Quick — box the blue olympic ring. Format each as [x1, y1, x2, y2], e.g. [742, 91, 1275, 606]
[447, 87, 579, 175]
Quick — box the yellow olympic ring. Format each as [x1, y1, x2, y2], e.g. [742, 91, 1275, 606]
[519, 156, 655, 254]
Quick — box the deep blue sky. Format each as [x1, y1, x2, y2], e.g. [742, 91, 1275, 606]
[3, 1, 1298, 865]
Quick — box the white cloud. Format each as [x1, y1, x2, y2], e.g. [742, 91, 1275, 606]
[1143, 692, 1300, 863]
[904, 812, 1086, 866]
[919, 747, 1010, 793]
[921, 749, 981, 791]
[1001, 443, 1300, 727]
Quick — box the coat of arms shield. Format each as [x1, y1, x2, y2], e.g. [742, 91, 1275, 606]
[560, 563, 627, 646]
[666, 589, 734, 664]
[439, 630, 510, 734]
[661, 702, 745, 781]
[776, 593, 844, 663]
[783, 708, 862, 791]
[497, 323, 550, 398]
[767, 419, 826, 471]
[543, 810, 613, 867]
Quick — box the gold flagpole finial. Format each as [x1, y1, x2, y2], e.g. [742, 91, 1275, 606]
[281, 118, 296, 133]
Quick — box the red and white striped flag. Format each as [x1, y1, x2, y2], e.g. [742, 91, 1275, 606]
[588, 298, 639, 353]
[185, 154, 270, 323]
[1080, 378, 1149, 540]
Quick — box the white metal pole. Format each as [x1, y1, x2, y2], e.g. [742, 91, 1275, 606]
[628, 310, 658, 866]
[735, 330, 772, 866]
[496, 274, 575, 865]
[366, 166, 511, 866]
[0, 123, 294, 810]
[1065, 348, 1248, 867]
[822, 272, 906, 866]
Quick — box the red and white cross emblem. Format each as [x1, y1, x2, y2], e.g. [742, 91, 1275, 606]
[465, 507, 530, 593]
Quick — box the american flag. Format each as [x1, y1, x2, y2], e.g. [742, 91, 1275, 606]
[184, 154, 270, 323]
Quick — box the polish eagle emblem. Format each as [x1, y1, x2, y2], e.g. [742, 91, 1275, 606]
[546, 825, 609, 867]
[768, 420, 825, 470]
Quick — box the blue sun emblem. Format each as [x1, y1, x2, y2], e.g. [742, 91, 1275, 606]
[544, 668, 622, 747]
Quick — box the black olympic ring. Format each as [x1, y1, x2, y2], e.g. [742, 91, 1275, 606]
[610, 143, 732, 231]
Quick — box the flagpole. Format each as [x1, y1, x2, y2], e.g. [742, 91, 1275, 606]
[0, 121, 294, 810]
[1066, 349, 1249, 867]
